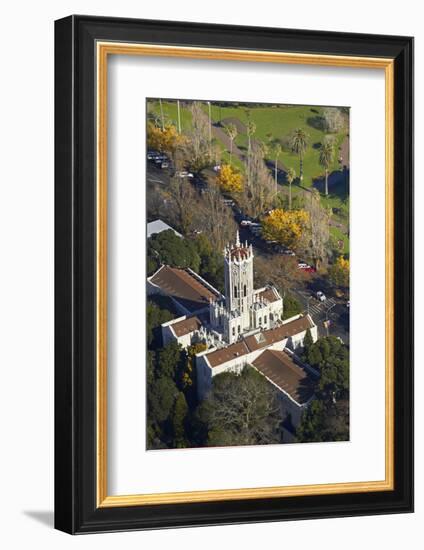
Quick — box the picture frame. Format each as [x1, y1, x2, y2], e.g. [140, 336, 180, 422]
[54, 15, 414, 534]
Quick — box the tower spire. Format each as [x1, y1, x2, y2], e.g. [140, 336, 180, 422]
[235, 229, 240, 248]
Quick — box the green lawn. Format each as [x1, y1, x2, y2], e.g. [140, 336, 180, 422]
[330, 226, 349, 255]
[147, 99, 193, 132]
[207, 103, 347, 187]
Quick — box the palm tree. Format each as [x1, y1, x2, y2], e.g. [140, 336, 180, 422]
[159, 98, 165, 131]
[290, 128, 309, 182]
[246, 120, 256, 187]
[176, 99, 181, 134]
[225, 123, 238, 165]
[286, 167, 296, 210]
[273, 142, 282, 192]
[319, 139, 334, 196]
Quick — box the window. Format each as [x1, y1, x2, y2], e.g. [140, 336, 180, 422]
[234, 285, 238, 298]
[243, 284, 247, 297]
[264, 315, 267, 324]
[232, 326, 235, 336]
[238, 325, 241, 334]
[259, 317, 262, 326]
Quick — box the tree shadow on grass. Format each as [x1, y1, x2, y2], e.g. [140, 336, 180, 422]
[313, 167, 350, 202]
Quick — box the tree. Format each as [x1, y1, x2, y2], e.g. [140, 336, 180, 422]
[147, 376, 179, 425]
[147, 299, 174, 347]
[242, 142, 275, 218]
[319, 138, 334, 196]
[254, 254, 305, 294]
[303, 328, 314, 351]
[157, 341, 184, 381]
[246, 119, 257, 188]
[167, 175, 196, 235]
[179, 342, 207, 405]
[147, 122, 186, 155]
[261, 208, 309, 250]
[180, 101, 212, 172]
[198, 367, 282, 446]
[224, 123, 238, 165]
[290, 128, 309, 182]
[193, 233, 225, 292]
[286, 167, 296, 210]
[282, 292, 302, 320]
[148, 230, 201, 272]
[172, 392, 189, 448]
[217, 164, 243, 193]
[304, 189, 330, 270]
[322, 107, 346, 133]
[198, 181, 238, 251]
[272, 142, 282, 193]
[302, 336, 349, 399]
[328, 255, 350, 288]
[296, 336, 349, 443]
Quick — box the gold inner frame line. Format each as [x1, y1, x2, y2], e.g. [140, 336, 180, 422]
[96, 42, 395, 508]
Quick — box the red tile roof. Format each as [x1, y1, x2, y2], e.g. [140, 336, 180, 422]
[229, 246, 250, 260]
[205, 341, 250, 368]
[256, 287, 280, 303]
[171, 316, 202, 337]
[244, 316, 313, 352]
[149, 266, 220, 313]
[253, 349, 315, 404]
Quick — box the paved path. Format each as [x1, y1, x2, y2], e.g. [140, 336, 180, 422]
[211, 123, 246, 163]
[340, 135, 349, 168]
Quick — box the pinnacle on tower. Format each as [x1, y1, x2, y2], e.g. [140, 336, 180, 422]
[235, 229, 240, 248]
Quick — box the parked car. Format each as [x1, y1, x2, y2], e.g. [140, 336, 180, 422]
[316, 290, 327, 302]
[147, 150, 159, 160]
[298, 262, 309, 269]
[160, 160, 170, 169]
[222, 198, 235, 206]
[175, 170, 194, 178]
[240, 219, 253, 226]
[154, 155, 168, 165]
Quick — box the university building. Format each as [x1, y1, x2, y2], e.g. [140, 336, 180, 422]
[147, 230, 319, 439]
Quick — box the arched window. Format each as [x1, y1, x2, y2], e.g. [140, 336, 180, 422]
[234, 285, 238, 298]
[243, 284, 247, 297]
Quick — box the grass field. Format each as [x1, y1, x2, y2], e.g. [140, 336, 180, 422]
[330, 226, 349, 255]
[207, 103, 347, 187]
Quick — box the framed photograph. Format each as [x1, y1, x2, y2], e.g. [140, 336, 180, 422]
[54, 15, 414, 534]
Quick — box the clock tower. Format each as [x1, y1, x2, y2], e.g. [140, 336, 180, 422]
[224, 231, 254, 331]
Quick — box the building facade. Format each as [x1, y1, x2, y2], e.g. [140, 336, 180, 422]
[148, 230, 319, 435]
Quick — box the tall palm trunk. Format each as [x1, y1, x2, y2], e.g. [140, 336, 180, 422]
[229, 139, 233, 166]
[289, 182, 292, 210]
[325, 169, 329, 196]
[159, 99, 165, 131]
[247, 135, 251, 188]
[299, 155, 304, 182]
[177, 100, 181, 134]
[274, 158, 278, 192]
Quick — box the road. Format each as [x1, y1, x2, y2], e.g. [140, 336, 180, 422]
[291, 288, 349, 345]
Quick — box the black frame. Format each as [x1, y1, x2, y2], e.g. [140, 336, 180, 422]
[55, 15, 414, 534]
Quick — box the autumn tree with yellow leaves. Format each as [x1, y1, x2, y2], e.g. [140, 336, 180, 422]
[217, 164, 244, 194]
[261, 208, 309, 250]
[328, 256, 350, 288]
[147, 122, 186, 154]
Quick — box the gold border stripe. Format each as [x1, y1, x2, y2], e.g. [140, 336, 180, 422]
[96, 41, 395, 507]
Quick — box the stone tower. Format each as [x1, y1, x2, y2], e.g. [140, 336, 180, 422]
[224, 231, 254, 331]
